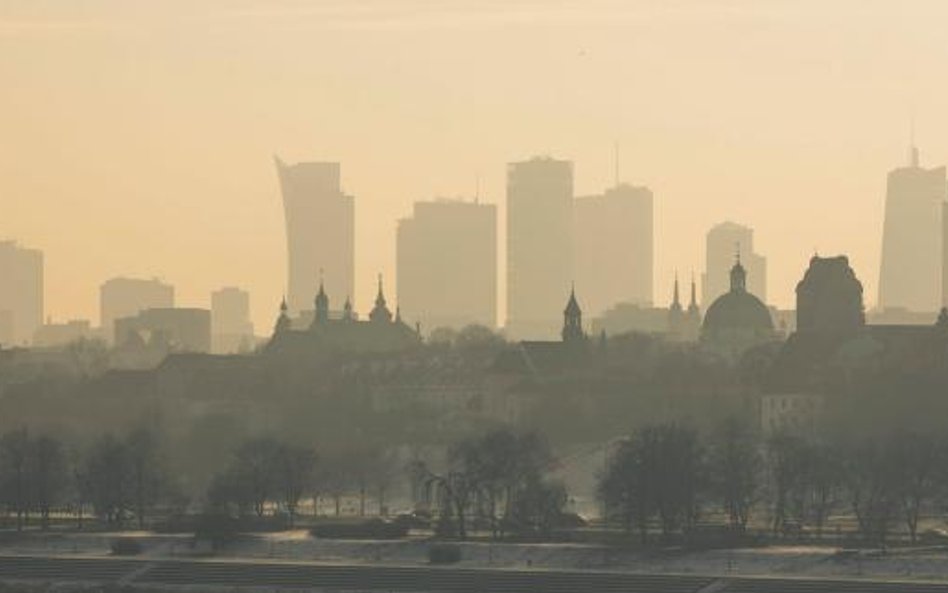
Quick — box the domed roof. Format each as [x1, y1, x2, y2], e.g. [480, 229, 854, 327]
[702, 259, 774, 336]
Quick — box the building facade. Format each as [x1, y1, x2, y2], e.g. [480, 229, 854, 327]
[396, 199, 497, 332]
[115, 308, 211, 353]
[574, 183, 653, 316]
[211, 287, 255, 354]
[878, 147, 946, 314]
[0, 241, 43, 347]
[702, 222, 766, 306]
[100, 277, 174, 340]
[506, 157, 574, 339]
[275, 158, 355, 315]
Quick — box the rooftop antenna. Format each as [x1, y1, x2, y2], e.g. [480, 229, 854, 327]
[475, 171, 481, 204]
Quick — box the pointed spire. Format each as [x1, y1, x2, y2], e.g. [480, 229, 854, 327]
[689, 273, 697, 308]
[672, 272, 681, 306]
[274, 295, 292, 335]
[343, 295, 354, 321]
[370, 273, 393, 323]
[376, 273, 386, 306]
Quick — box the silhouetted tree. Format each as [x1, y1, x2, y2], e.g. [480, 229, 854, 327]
[0, 428, 30, 531]
[126, 427, 165, 529]
[709, 416, 760, 531]
[30, 435, 67, 530]
[276, 444, 317, 526]
[86, 434, 132, 525]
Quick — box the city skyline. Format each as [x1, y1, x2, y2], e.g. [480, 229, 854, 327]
[3, 1, 948, 332]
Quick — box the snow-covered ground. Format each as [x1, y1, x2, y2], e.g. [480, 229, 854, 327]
[3, 530, 948, 582]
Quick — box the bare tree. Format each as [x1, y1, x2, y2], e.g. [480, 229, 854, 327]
[30, 435, 67, 530]
[276, 444, 317, 527]
[709, 416, 760, 531]
[0, 428, 30, 531]
[891, 431, 939, 543]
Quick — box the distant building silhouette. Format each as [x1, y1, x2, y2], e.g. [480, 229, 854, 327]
[878, 146, 946, 314]
[0, 241, 43, 346]
[275, 158, 355, 315]
[591, 303, 668, 336]
[100, 277, 174, 341]
[33, 319, 95, 348]
[506, 156, 574, 339]
[667, 274, 684, 337]
[796, 255, 865, 335]
[267, 276, 421, 357]
[114, 308, 211, 353]
[561, 287, 586, 344]
[396, 199, 497, 332]
[702, 222, 766, 306]
[767, 254, 948, 396]
[494, 288, 591, 379]
[211, 287, 255, 354]
[574, 183, 653, 315]
[701, 256, 775, 359]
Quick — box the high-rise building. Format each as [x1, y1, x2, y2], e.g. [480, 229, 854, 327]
[0, 241, 44, 346]
[574, 183, 653, 316]
[100, 277, 174, 339]
[396, 199, 497, 331]
[275, 158, 355, 315]
[702, 222, 766, 306]
[506, 156, 574, 339]
[211, 287, 255, 354]
[878, 146, 946, 314]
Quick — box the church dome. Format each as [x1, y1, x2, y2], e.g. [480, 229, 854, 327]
[702, 259, 774, 336]
[702, 291, 774, 335]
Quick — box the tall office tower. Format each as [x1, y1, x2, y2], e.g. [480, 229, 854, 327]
[878, 146, 947, 314]
[275, 157, 355, 315]
[396, 199, 497, 331]
[702, 222, 767, 305]
[100, 277, 174, 339]
[0, 241, 44, 346]
[211, 287, 255, 354]
[506, 156, 574, 339]
[574, 183, 653, 316]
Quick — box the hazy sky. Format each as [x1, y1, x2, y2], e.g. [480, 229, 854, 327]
[2, 0, 947, 331]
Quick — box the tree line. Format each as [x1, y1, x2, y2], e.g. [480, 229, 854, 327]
[599, 417, 948, 546]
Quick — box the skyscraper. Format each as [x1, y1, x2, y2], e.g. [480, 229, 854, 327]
[506, 156, 574, 339]
[702, 222, 767, 306]
[574, 183, 653, 316]
[0, 241, 43, 346]
[100, 277, 174, 339]
[275, 158, 355, 315]
[878, 146, 946, 314]
[396, 199, 497, 331]
[211, 287, 255, 353]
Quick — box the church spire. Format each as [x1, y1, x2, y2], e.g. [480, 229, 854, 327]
[274, 295, 292, 335]
[314, 270, 329, 325]
[730, 246, 747, 293]
[688, 273, 699, 313]
[562, 285, 585, 344]
[369, 274, 393, 323]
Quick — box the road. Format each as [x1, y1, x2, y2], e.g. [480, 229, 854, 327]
[3, 554, 948, 592]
